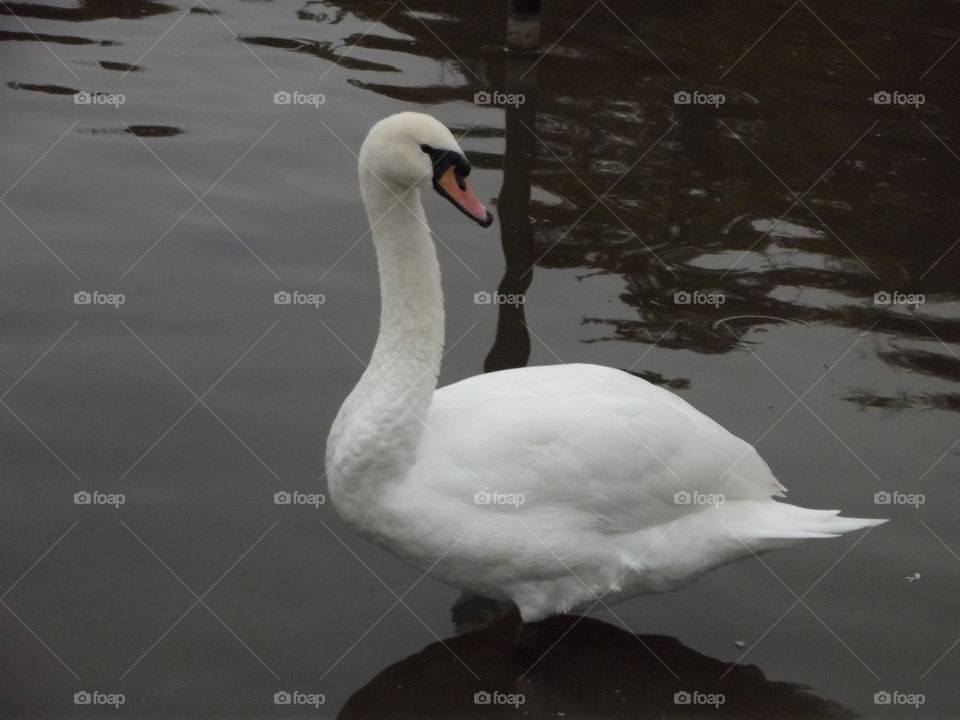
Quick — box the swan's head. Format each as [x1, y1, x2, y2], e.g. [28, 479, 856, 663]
[359, 112, 493, 227]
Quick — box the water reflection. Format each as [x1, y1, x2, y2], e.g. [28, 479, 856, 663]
[0, 1, 176, 22]
[303, 0, 960, 395]
[483, 50, 537, 373]
[0, 29, 119, 46]
[7, 81, 77, 95]
[339, 613, 855, 719]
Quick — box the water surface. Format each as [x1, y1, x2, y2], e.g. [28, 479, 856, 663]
[2, 1, 959, 717]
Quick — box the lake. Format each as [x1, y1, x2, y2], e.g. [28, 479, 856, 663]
[2, 0, 959, 717]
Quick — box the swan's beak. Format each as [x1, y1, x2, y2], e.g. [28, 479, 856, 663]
[434, 166, 493, 227]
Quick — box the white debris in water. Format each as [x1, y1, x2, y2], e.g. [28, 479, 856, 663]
[751, 218, 825, 240]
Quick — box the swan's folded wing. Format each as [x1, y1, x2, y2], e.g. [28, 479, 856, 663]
[416, 363, 785, 531]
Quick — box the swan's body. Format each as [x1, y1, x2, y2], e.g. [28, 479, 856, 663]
[326, 112, 885, 623]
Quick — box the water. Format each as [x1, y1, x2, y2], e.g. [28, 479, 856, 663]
[2, 1, 959, 717]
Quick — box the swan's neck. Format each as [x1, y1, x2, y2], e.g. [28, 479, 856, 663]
[365, 183, 445, 412]
[327, 176, 444, 510]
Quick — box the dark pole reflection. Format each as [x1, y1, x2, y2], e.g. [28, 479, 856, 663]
[482, 46, 539, 373]
[506, 0, 541, 51]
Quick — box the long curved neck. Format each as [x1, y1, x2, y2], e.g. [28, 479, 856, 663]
[364, 179, 445, 401]
[328, 173, 444, 507]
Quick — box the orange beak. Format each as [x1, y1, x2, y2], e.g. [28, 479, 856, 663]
[434, 166, 493, 227]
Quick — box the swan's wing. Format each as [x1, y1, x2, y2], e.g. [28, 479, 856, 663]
[416, 363, 785, 531]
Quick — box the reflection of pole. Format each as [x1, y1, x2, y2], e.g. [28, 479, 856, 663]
[483, 54, 538, 373]
[506, 0, 540, 51]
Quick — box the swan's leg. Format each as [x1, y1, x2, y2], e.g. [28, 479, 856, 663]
[451, 592, 513, 634]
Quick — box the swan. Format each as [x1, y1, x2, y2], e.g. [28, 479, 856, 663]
[326, 111, 885, 624]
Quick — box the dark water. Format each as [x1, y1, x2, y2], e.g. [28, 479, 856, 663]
[2, 1, 959, 717]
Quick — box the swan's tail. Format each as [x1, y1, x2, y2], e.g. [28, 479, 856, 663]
[723, 500, 887, 551]
[613, 500, 886, 594]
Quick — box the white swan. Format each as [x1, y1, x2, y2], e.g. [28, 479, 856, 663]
[326, 112, 885, 623]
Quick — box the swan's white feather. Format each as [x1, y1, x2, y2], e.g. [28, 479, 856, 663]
[422, 362, 787, 528]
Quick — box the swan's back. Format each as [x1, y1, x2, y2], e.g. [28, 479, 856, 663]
[419, 363, 785, 532]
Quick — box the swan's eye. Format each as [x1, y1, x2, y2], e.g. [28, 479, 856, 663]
[420, 144, 471, 184]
